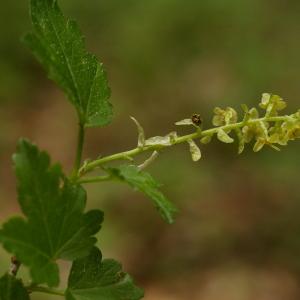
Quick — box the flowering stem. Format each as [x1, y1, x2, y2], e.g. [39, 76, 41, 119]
[79, 115, 291, 177]
[71, 123, 85, 180]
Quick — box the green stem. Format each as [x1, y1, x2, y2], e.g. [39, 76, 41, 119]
[27, 286, 65, 296]
[78, 174, 112, 184]
[72, 123, 85, 180]
[80, 115, 290, 176]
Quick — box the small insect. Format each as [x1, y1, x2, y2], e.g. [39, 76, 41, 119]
[191, 113, 202, 127]
[9, 256, 21, 276]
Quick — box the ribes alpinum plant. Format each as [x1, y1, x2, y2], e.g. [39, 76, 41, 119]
[1, 0, 300, 299]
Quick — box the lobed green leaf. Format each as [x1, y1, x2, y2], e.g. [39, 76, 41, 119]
[0, 140, 103, 287]
[66, 247, 144, 300]
[24, 0, 113, 127]
[0, 274, 29, 300]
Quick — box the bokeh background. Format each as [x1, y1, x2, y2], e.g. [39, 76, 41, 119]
[1, 1, 300, 299]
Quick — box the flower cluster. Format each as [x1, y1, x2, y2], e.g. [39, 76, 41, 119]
[211, 93, 300, 153]
[173, 93, 300, 161]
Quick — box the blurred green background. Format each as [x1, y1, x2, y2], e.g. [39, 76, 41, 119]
[1, 0, 300, 299]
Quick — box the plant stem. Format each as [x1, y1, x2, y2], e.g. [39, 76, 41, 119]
[80, 115, 291, 176]
[72, 123, 85, 180]
[78, 174, 112, 184]
[27, 285, 65, 296]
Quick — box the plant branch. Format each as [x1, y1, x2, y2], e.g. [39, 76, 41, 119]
[79, 115, 293, 176]
[72, 122, 85, 180]
[27, 285, 65, 296]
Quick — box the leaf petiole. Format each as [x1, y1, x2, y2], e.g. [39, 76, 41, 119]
[71, 123, 85, 181]
[27, 285, 65, 297]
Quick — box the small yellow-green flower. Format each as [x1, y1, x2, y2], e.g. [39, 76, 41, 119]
[212, 107, 238, 126]
[259, 93, 286, 116]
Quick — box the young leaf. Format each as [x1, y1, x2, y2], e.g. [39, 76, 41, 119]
[235, 128, 245, 154]
[175, 119, 193, 126]
[241, 104, 249, 113]
[145, 136, 170, 146]
[217, 129, 234, 143]
[0, 140, 103, 287]
[253, 138, 265, 152]
[66, 247, 144, 300]
[144, 132, 177, 147]
[187, 139, 201, 161]
[200, 135, 212, 144]
[138, 151, 159, 171]
[130, 117, 145, 148]
[107, 165, 177, 224]
[24, 0, 113, 127]
[0, 274, 30, 300]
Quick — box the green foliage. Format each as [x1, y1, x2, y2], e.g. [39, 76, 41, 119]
[24, 0, 113, 127]
[66, 247, 144, 300]
[0, 140, 103, 287]
[107, 165, 177, 224]
[0, 274, 29, 300]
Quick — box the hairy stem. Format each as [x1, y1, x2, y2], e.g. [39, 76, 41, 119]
[72, 123, 85, 180]
[27, 285, 65, 296]
[79, 115, 291, 176]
